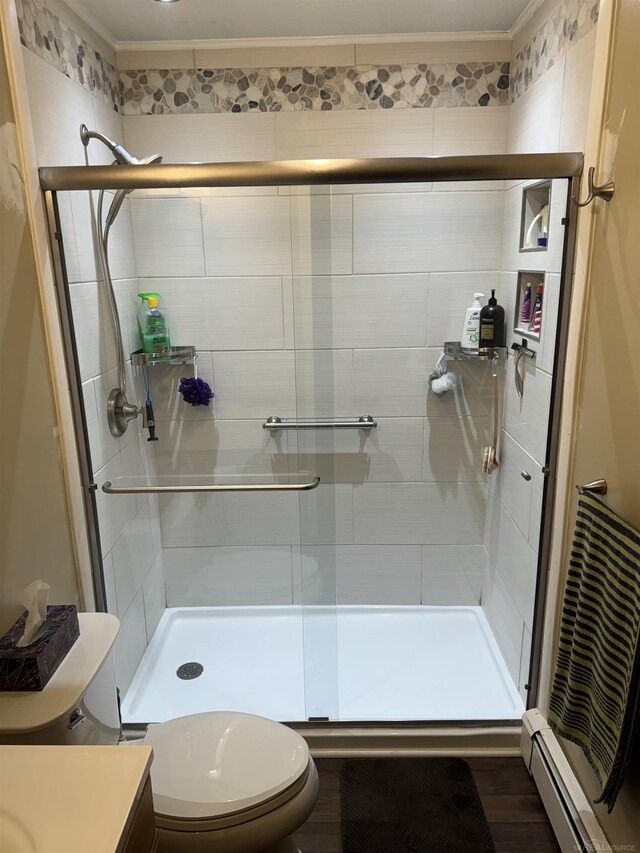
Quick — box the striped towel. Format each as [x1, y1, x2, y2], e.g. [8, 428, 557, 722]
[548, 492, 640, 811]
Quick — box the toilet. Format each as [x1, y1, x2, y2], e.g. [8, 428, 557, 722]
[143, 711, 318, 853]
[0, 613, 318, 853]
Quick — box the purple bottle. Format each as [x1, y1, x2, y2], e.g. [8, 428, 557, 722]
[520, 284, 532, 325]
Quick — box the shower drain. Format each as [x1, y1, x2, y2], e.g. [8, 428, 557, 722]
[176, 662, 204, 680]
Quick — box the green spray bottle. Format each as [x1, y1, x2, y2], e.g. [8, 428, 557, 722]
[138, 292, 171, 356]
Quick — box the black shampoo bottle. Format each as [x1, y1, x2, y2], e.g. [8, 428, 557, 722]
[479, 289, 505, 354]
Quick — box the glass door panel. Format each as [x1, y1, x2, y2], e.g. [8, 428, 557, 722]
[290, 186, 340, 720]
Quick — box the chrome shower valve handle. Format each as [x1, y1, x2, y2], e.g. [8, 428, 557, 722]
[107, 389, 142, 438]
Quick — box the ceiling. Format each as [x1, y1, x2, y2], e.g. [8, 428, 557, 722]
[72, 0, 533, 44]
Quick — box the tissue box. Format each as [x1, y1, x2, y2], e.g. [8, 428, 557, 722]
[0, 605, 80, 691]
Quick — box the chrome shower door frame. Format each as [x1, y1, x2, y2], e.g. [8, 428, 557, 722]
[41, 153, 583, 721]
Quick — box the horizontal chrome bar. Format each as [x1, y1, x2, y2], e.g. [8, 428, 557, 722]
[264, 415, 377, 431]
[102, 477, 320, 494]
[39, 153, 584, 192]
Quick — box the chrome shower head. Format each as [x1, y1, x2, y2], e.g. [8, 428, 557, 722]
[80, 124, 162, 167]
[136, 152, 163, 166]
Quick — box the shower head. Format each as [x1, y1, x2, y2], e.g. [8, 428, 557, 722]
[80, 124, 162, 167]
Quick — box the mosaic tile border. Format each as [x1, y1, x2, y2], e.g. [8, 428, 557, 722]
[119, 62, 510, 115]
[511, 0, 599, 102]
[16, 0, 120, 112]
[17, 0, 596, 115]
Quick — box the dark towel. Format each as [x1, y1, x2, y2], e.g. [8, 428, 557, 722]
[548, 492, 640, 811]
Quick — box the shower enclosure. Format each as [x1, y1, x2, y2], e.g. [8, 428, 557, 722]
[41, 153, 581, 727]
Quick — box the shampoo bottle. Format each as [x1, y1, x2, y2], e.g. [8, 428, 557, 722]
[138, 292, 171, 356]
[461, 292, 484, 353]
[479, 289, 506, 355]
[532, 285, 544, 334]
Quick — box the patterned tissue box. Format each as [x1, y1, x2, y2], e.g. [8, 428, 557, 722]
[0, 605, 80, 691]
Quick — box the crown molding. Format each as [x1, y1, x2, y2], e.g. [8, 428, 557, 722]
[60, 0, 118, 47]
[114, 31, 512, 52]
[509, 0, 547, 38]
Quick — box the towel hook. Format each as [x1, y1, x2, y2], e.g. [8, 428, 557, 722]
[572, 166, 615, 208]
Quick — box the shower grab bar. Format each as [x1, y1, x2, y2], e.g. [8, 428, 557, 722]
[102, 477, 321, 494]
[264, 415, 377, 431]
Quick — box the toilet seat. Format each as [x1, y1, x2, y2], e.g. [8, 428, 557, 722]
[143, 711, 310, 828]
[153, 766, 312, 833]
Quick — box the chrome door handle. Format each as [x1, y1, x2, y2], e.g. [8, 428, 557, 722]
[264, 415, 376, 431]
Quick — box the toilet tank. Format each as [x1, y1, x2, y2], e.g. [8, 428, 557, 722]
[0, 613, 121, 745]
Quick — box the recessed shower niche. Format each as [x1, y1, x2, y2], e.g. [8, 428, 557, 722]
[520, 180, 552, 252]
[515, 270, 546, 340]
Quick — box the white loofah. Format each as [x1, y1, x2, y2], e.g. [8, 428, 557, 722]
[430, 371, 458, 395]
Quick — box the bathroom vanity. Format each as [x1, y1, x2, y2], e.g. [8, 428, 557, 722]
[0, 745, 156, 852]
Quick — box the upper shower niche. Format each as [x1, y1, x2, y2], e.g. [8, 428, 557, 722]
[520, 180, 552, 252]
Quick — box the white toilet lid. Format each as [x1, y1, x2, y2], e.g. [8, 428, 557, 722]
[143, 711, 309, 820]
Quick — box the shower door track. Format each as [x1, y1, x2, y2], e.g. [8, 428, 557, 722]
[39, 153, 583, 191]
[122, 720, 523, 757]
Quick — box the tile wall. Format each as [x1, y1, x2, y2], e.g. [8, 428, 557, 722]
[20, 20, 165, 695]
[481, 15, 598, 699]
[122, 105, 508, 612]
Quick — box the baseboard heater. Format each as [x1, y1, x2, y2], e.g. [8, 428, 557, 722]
[521, 709, 610, 852]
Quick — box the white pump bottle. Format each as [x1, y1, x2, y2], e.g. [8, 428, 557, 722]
[461, 293, 484, 353]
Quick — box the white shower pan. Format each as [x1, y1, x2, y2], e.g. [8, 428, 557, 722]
[121, 605, 524, 724]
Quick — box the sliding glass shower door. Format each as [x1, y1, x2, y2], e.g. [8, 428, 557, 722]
[286, 176, 560, 722]
[48, 163, 573, 726]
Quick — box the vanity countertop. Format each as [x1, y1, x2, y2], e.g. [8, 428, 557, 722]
[0, 745, 153, 853]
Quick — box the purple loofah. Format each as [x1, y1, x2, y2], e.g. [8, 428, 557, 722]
[178, 377, 214, 407]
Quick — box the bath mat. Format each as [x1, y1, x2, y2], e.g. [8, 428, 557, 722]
[340, 757, 495, 853]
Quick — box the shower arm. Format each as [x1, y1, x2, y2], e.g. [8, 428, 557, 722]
[80, 124, 137, 167]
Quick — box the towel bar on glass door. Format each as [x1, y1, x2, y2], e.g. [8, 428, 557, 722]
[102, 477, 321, 494]
[263, 415, 377, 431]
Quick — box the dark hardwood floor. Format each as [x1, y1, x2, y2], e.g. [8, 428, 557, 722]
[296, 756, 561, 853]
